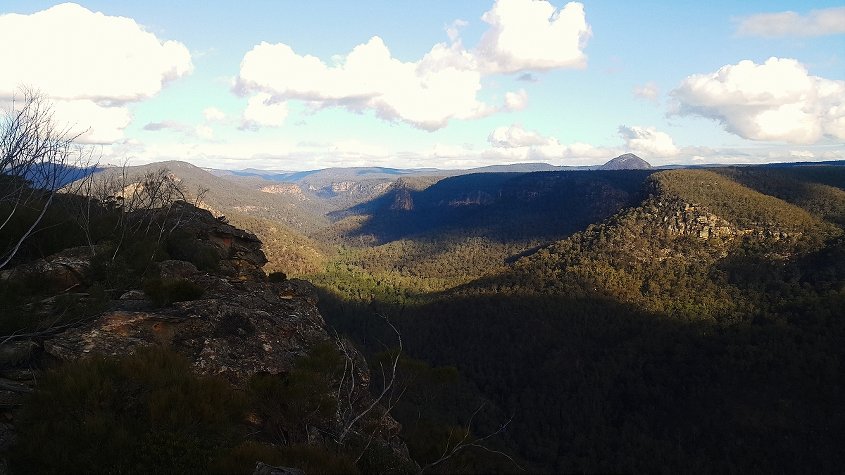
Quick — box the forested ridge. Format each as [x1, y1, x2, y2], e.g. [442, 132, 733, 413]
[310, 166, 845, 473]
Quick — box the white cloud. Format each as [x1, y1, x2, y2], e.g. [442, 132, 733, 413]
[671, 57, 845, 144]
[203, 107, 226, 122]
[0, 3, 192, 143]
[235, 0, 591, 131]
[51, 99, 132, 143]
[446, 19, 469, 42]
[236, 37, 491, 131]
[736, 7, 845, 37]
[242, 93, 289, 128]
[618, 125, 679, 157]
[504, 89, 529, 110]
[485, 124, 625, 164]
[633, 82, 660, 102]
[489, 124, 551, 147]
[477, 0, 591, 73]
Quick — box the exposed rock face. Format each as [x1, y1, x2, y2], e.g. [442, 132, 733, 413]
[44, 276, 328, 385]
[653, 199, 738, 240]
[0, 245, 102, 293]
[390, 187, 414, 210]
[168, 201, 268, 280]
[601, 153, 652, 170]
[260, 183, 304, 199]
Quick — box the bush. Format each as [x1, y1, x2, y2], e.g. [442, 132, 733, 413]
[166, 230, 222, 272]
[11, 347, 247, 473]
[143, 277, 205, 307]
[247, 343, 342, 445]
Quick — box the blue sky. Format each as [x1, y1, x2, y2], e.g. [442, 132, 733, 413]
[1, 1, 843, 170]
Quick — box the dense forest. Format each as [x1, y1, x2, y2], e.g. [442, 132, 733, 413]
[309, 166, 845, 473]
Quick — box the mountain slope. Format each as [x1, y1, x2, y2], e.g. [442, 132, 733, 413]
[327, 170, 656, 245]
[92, 161, 329, 275]
[600, 153, 652, 170]
[365, 168, 845, 472]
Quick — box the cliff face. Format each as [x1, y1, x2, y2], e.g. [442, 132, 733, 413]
[0, 202, 414, 472]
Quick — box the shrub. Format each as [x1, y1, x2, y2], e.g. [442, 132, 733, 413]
[166, 230, 222, 272]
[11, 347, 246, 473]
[143, 277, 205, 307]
[247, 343, 342, 445]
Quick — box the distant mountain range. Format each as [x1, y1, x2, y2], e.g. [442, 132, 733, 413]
[207, 154, 845, 187]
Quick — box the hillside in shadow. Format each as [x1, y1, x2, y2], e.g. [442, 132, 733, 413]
[329, 170, 656, 244]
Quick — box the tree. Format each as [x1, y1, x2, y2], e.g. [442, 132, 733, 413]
[0, 88, 95, 269]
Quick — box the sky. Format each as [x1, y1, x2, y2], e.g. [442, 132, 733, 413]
[1, 1, 843, 170]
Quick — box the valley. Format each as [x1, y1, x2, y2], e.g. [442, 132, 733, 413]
[113, 156, 845, 472]
[3, 1, 843, 472]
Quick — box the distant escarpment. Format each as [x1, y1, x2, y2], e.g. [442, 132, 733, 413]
[0, 201, 414, 473]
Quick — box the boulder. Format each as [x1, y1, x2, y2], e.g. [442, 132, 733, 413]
[0, 245, 101, 293]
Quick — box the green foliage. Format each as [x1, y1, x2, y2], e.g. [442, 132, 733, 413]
[312, 167, 845, 473]
[143, 277, 205, 307]
[11, 347, 247, 473]
[166, 229, 222, 272]
[248, 343, 342, 445]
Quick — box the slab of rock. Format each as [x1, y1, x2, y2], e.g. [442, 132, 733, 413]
[44, 277, 327, 385]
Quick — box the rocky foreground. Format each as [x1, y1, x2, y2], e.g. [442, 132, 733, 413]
[0, 202, 413, 473]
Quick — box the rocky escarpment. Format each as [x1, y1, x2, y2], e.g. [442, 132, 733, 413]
[643, 198, 739, 241]
[0, 202, 413, 471]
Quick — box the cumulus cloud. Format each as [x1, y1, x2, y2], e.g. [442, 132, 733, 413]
[633, 82, 660, 102]
[0, 3, 192, 143]
[736, 7, 845, 37]
[488, 124, 551, 147]
[446, 19, 469, 42]
[242, 93, 289, 129]
[670, 57, 845, 144]
[203, 107, 226, 122]
[485, 124, 626, 164]
[504, 89, 529, 110]
[235, 0, 590, 131]
[618, 125, 679, 157]
[477, 0, 590, 73]
[235, 37, 491, 131]
[50, 99, 132, 143]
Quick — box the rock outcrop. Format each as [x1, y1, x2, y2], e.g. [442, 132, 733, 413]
[0, 245, 102, 293]
[169, 201, 268, 280]
[0, 202, 415, 471]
